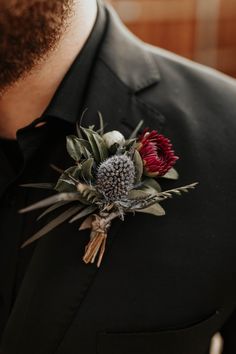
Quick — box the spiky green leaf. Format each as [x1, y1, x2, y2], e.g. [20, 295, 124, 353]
[20, 183, 54, 190]
[37, 200, 81, 220]
[69, 205, 97, 223]
[21, 205, 83, 248]
[19, 192, 84, 214]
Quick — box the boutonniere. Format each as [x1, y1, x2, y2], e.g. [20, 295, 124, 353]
[20, 113, 198, 267]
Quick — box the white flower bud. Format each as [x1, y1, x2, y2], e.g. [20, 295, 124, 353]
[102, 130, 125, 148]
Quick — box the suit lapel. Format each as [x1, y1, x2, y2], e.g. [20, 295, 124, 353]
[1, 4, 165, 354]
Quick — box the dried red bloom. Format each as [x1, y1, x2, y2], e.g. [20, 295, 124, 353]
[138, 129, 179, 177]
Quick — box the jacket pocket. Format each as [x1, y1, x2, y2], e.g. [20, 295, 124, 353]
[96, 310, 221, 354]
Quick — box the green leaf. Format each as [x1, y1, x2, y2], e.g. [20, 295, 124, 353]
[81, 127, 108, 162]
[37, 200, 80, 220]
[133, 150, 143, 183]
[69, 205, 97, 223]
[129, 120, 144, 140]
[142, 178, 162, 193]
[19, 192, 84, 213]
[70, 166, 82, 180]
[81, 158, 95, 183]
[54, 166, 81, 193]
[76, 108, 88, 138]
[54, 179, 77, 193]
[81, 127, 101, 162]
[20, 183, 54, 190]
[66, 135, 82, 162]
[161, 168, 179, 180]
[128, 189, 151, 200]
[76, 138, 92, 153]
[98, 111, 104, 135]
[92, 133, 108, 162]
[21, 205, 82, 248]
[125, 139, 137, 151]
[136, 203, 165, 216]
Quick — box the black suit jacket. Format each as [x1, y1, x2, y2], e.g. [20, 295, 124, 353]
[1, 3, 236, 354]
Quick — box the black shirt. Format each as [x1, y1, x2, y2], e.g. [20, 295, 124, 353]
[0, 1, 107, 338]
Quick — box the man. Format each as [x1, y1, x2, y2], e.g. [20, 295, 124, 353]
[0, 0, 235, 353]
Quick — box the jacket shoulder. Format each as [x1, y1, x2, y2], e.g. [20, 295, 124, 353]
[144, 43, 236, 108]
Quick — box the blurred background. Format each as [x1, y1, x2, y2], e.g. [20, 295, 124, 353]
[107, 0, 236, 78]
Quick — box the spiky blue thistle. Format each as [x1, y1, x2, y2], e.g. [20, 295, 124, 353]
[96, 155, 135, 201]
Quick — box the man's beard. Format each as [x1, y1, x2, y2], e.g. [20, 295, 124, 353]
[0, 0, 74, 95]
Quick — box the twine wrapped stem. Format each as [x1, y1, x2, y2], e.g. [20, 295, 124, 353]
[83, 211, 120, 267]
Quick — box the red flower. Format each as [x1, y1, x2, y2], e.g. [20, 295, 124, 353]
[138, 129, 179, 177]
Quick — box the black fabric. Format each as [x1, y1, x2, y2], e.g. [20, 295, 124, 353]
[0, 139, 21, 173]
[1, 1, 236, 354]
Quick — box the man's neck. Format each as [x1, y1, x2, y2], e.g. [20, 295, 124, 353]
[0, 0, 97, 140]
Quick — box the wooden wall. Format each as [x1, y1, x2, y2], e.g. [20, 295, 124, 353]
[108, 0, 236, 78]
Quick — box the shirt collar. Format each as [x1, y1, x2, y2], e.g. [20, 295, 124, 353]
[44, 0, 107, 124]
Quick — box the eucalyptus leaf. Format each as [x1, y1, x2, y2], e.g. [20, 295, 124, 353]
[66, 135, 82, 162]
[136, 203, 166, 216]
[161, 168, 179, 180]
[133, 150, 143, 183]
[69, 205, 97, 223]
[21, 205, 83, 248]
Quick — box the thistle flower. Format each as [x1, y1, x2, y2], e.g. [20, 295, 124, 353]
[138, 129, 179, 177]
[96, 155, 135, 201]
